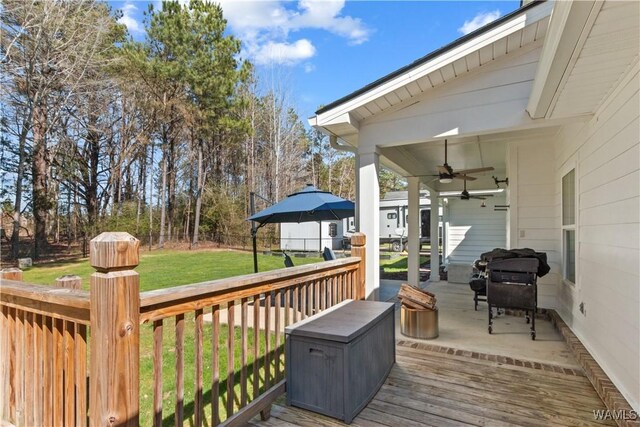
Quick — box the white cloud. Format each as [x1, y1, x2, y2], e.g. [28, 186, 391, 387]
[218, 0, 370, 66]
[303, 63, 316, 73]
[252, 39, 316, 65]
[458, 10, 501, 35]
[290, 0, 369, 45]
[118, 2, 144, 35]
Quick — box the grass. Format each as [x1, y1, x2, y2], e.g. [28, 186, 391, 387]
[380, 255, 429, 273]
[139, 312, 280, 426]
[21, 248, 321, 425]
[21, 249, 323, 291]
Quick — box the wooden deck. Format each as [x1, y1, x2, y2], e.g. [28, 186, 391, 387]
[250, 340, 614, 427]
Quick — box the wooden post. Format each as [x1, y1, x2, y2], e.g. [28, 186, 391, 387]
[89, 232, 140, 426]
[350, 233, 366, 300]
[55, 275, 82, 290]
[0, 268, 23, 281]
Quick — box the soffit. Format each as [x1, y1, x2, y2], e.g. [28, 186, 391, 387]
[549, 1, 639, 118]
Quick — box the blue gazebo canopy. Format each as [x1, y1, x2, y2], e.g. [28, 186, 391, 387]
[247, 184, 355, 225]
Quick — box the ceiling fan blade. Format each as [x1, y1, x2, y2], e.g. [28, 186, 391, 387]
[470, 195, 487, 200]
[455, 166, 495, 175]
[453, 174, 477, 181]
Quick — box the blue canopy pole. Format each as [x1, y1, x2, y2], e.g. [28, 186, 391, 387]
[250, 192, 258, 273]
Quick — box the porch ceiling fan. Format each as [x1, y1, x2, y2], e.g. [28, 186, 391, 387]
[450, 177, 492, 200]
[429, 139, 495, 183]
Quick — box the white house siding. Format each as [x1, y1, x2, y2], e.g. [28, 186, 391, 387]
[358, 41, 545, 151]
[507, 138, 561, 309]
[555, 66, 639, 411]
[445, 195, 507, 264]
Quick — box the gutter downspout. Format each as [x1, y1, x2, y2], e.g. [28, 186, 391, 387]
[329, 135, 357, 153]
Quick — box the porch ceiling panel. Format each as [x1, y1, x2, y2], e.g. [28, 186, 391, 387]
[379, 126, 560, 192]
[549, 1, 639, 118]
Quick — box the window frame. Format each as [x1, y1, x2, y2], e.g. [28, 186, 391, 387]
[561, 165, 577, 286]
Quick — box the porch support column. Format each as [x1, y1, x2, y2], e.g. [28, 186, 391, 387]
[407, 177, 421, 286]
[354, 155, 360, 230]
[429, 190, 441, 282]
[357, 149, 380, 299]
[442, 199, 449, 262]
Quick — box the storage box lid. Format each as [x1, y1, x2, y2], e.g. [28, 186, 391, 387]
[285, 299, 395, 343]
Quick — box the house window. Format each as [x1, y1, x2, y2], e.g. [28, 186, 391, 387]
[562, 169, 576, 283]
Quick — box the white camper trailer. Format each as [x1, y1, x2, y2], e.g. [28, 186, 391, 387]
[377, 191, 438, 251]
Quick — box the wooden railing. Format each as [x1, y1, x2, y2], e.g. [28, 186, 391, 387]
[0, 271, 89, 427]
[0, 231, 367, 426]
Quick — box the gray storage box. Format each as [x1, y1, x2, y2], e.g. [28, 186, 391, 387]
[285, 300, 395, 423]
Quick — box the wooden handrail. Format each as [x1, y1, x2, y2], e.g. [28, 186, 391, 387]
[139, 250, 365, 425]
[141, 258, 360, 305]
[0, 280, 90, 325]
[1, 232, 368, 427]
[139, 258, 361, 323]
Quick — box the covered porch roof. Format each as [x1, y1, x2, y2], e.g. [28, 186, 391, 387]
[309, 0, 639, 192]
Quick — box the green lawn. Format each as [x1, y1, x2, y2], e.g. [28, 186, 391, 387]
[22, 249, 323, 291]
[380, 255, 429, 273]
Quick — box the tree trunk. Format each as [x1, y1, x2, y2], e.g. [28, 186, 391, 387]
[86, 118, 100, 238]
[192, 139, 205, 248]
[136, 146, 146, 234]
[167, 137, 176, 242]
[32, 103, 49, 259]
[11, 116, 30, 259]
[185, 169, 193, 242]
[148, 142, 154, 251]
[67, 185, 72, 247]
[158, 147, 167, 248]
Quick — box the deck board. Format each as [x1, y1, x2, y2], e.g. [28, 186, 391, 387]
[253, 341, 614, 426]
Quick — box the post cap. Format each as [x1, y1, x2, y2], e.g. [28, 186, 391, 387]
[90, 232, 140, 271]
[0, 268, 23, 281]
[350, 232, 366, 246]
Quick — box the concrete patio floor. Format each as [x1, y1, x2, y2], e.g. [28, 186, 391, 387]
[381, 279, 579, 369]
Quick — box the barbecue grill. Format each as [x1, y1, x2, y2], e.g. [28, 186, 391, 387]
[486, 257, 539, 340]
[470, 259, 488, 311]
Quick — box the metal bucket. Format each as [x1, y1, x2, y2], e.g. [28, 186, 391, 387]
[400, 306, 439, 339]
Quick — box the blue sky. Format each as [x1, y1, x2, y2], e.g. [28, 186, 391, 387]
[111, 0, 520, 120]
